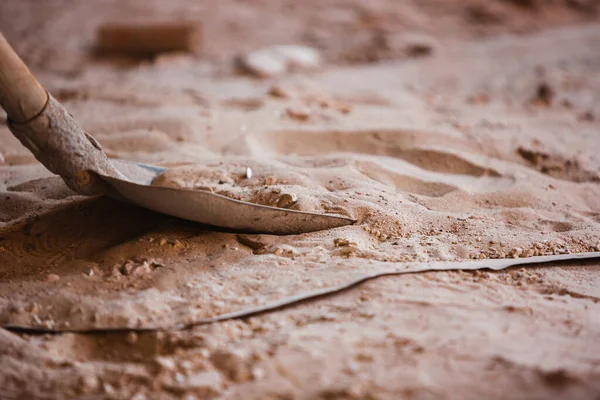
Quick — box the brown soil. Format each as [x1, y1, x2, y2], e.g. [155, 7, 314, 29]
[1, 1, 600, 399]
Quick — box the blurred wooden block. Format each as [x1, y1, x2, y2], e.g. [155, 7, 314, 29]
[96, 21, 201, 57]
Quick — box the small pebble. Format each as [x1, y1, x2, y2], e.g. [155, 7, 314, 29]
[521, 248, 535, 258]
[251, 367, 266, 380]
[285, 106, 311, 121]
[534, 82, 554, 106]
[46, 274, 60, 282]
[156, 356, 177, 371]
[355, 352, 374, 362]
[103, 383, 115, 395]
[578, 111, 594, 122]
[337, 103, 353, 114]
[509, 247, 523, 258]
[401, 33, 438, 57]
[245, 167, 253, 179]
[200, 348, 210, 358]
[267, 85, 291, 98]
[239, 45, 322, 78]
[276, 193, 297, 208]
[334, 238, 356, 247]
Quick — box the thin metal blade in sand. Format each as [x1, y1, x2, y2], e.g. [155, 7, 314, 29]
[101, 160, 356, 235]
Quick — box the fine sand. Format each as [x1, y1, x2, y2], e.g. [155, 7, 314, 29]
[1, 1, 600, 399]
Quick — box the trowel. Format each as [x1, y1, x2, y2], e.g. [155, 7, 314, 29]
[0, 33, 355, 234]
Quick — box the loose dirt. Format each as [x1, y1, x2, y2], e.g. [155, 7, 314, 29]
[0, 1, 599, 399]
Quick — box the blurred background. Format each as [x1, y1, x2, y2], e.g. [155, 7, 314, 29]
[1, 0, 598, 77]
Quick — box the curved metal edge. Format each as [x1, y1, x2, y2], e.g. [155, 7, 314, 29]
[99, 174, 356, 234]
[4, 251, 600, 333]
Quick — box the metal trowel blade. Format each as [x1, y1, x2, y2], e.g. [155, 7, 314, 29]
[99, 160, 356, 235]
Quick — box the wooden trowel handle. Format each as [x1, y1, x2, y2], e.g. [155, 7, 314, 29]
[0, 32, 126, 195]
[0, 33, 48, 123]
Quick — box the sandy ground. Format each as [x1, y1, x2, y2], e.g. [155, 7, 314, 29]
[1, 0, 600, 399]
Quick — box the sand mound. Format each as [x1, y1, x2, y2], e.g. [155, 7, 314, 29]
[0, 3, 599, 394]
